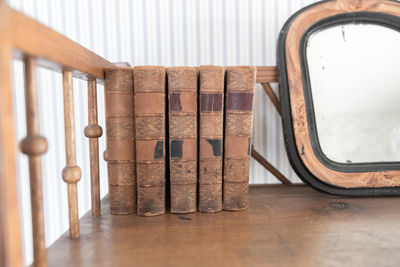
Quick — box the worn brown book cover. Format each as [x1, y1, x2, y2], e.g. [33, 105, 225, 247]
[199, 66, 224, 213]
[104, 68, 136, 215]
[133, 66, 166, 216]
[168, 67, 198, 214]
[223, 66, 256, 211]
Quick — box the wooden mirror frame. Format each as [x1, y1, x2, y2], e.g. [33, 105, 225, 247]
[278, 0, 400, 196]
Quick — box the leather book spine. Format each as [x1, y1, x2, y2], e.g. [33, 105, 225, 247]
[104, 68, 136, 215]
[199, 66, 225, 213]
[133, 66, 166, 216]
[168, 67, 198, 214]
[223, 66, 256, 211]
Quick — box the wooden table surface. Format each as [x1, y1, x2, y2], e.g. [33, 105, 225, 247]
[47, 185, 400, 267]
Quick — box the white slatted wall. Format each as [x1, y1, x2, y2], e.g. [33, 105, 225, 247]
[7, 0, 318, 265]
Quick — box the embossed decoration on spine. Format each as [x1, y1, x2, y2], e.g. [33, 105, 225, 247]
[168, 67, 198, 214]
[104, 68, 136, 215]
[62, 70, 82, 238]
[223, 66, 256, 211]
[134, 66, 166, 216]
[199, 66, 225, 213]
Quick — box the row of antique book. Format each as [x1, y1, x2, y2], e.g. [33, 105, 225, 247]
[104, 65, 256, 216]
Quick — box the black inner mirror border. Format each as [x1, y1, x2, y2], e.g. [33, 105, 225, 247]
[278, 2, 400, 196]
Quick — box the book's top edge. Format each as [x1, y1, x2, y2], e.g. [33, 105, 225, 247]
[104, 65, 258, 71]
[226, 66, 257, 70]
[167, 66, 199, 71]
[133, 66, 166, 70]
[105, 65, 259, 68]
[104, 66, 132, 71]
[199, 65, 225, 70]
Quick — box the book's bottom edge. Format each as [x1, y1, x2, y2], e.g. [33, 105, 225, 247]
[138, 210, 166, 217]
[222, 206, 248, 212]
[110, 211, 137, 215]
[198, 208, 222, 213]
[170, 209, 197, 214]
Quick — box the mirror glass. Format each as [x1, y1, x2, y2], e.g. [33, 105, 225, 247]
[306, 23, 400, 163]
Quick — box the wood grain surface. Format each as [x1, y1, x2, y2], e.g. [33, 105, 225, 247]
[46, 185, 400, 267]
[0, 2, 23, 266]
[261, 82, 281, 114]
[285, 0, 400, 188]
[21, 56, 47, 267]
[85, 79, 102, 216]
[7, 7, 114, 80]
[62, 70, 81, 238]
[255, 66, 278, 83]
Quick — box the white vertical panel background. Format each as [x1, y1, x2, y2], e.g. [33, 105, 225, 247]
[7, 0, 318, 265]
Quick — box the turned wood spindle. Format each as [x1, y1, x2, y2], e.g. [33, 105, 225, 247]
[84, 79, 102, 216]
[19, 56, 48, 267]
[62, 70, 81, 239]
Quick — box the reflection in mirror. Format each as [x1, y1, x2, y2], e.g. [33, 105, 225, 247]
[306, 23, 400, 164]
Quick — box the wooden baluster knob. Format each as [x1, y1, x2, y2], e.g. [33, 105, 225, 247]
[84, 124, 103, 138]
[62, 166, 82, 184]
[103, 150, 108, 162]
[20, 135, 48, 156]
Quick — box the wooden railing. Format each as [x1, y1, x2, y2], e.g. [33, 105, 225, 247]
[0, 3, 113, 267]
[0, 3, 285, 267]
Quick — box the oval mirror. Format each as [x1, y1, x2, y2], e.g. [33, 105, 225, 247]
[278, 0, 400, 195]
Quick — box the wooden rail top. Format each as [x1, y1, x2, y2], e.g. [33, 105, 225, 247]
[5, 6, 115, 80]
[255, 66, 278, 83]
[3, 6, 278, 83]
